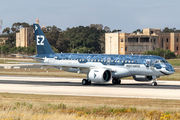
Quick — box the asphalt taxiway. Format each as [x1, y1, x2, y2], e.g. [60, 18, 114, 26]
[0, 75, 180, 99]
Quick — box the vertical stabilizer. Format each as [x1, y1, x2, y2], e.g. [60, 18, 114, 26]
[33, 23, 54, 55]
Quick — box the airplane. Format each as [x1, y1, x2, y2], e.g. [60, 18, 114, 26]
[13, 23, 175, 86]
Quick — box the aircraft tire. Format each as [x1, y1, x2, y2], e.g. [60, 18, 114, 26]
[152, 82, 157, 86]
[87, 80, 91, 85]
[82, 79, 87, 85]
[117, 79, 121, 84]
[112, 78, 118, 84]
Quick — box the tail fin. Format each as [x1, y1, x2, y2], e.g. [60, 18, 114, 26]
[33, 23, 54, 55]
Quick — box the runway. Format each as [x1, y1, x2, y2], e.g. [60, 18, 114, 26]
[0, 75, 180, 99]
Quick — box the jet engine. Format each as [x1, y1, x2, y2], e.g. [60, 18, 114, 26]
[88, 69, 112, 83]
[133, 75, 153, 81]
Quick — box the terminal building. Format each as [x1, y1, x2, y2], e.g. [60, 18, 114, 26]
[105, 28, 180, 55]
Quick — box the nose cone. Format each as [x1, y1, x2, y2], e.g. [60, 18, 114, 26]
[165, 64, 175, 75]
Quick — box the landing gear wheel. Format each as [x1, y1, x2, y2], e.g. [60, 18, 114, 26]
[112, 79, 117, 84]
[82, 79, 87, 85]
[82, 79, 91, 85]
[112, 78, 121, 85]
[152, 82, 157, 86]
[87, 80, 91, 85]
[117, 79, 121, 84]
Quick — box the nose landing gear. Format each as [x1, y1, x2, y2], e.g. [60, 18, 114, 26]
[151, 77, 157, 86]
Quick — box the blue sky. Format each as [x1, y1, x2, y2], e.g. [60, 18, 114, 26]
[0, 0, 180, 32]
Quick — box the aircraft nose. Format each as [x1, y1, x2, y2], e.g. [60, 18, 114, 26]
[165, 64, 175, 74]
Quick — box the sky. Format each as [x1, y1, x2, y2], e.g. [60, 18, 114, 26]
[0, 0, 180, 33]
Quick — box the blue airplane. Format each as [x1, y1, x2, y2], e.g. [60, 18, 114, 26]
[14, 23, 175, 86]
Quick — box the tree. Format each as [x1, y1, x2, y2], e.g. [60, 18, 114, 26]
[56, 32, 70, 53]
[11, 22, 30, 33]
[104, 26, 111, 33]
[44, 25, 61, 48]
[2, 27, 10, 34]
[51, 46, 59, 53]
[143, 48, 176, 59]
[112, 29, 121, 33]
[63, 25, 106, 53]
[89, 24, 103, 30]
[5, 32, 16, 48]
[162, 27, 180, 33]
[133, 29, 142, 33]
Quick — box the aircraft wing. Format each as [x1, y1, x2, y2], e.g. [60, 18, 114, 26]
[13, 54, 115, 72]
[19, 62, 115, 72]
[19, 62, 95, 68]
[12, 54, 44, 60]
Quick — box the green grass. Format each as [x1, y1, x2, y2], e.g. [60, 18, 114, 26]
[167, 59, 180, 66]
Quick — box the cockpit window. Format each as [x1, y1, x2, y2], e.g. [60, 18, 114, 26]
[154, 60, 160, 64]
[154, 60, 168, 64]
[160, 60, 168, 63]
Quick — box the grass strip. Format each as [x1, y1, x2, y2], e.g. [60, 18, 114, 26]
[0, 93, 180, 120]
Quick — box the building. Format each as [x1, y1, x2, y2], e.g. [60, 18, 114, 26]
[16, 27, 33, 47]
[105, 28, 180, 55]
[0, 37, 8, 45]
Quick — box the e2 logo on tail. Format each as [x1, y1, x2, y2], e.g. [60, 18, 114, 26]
[37, 35, 44, 45]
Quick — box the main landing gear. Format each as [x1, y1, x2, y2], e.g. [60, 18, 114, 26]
[112, 78, 121, 85]
[82, 79, 91, 85]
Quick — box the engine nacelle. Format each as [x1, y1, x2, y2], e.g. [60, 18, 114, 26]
[133, 75, 153, 81]
[88, 69, 112, 83]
